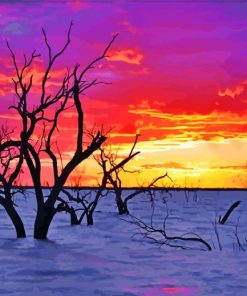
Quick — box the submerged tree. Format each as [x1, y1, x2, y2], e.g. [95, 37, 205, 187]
[1, 23, 117, 239]
[94, 134, 140, 215]
[57, 187, 108, 226]
[54, 135, 171, 226]
[126, 203, 212, 251]
[94, 135, 172, 215]
[128, 214, 212, 251]
[0, 126, 25, 238]
[57, 134, 140, 225]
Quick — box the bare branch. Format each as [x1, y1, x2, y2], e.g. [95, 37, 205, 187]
[126, 213, 211, 251]
[77, 33, 118, 83]
[219, 200, 241, 225]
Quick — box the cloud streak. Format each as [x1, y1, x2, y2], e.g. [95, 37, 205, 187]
[107, 49, 144, 65]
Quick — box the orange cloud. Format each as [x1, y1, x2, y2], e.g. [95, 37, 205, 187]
[0, 61, 67, 98]
[128, 104, 247, 142]
[0, 71, 15, 96]
[107, 48, 144, 65]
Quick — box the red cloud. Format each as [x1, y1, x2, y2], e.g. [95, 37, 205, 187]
[218, 80, 247, 99]
[218, 86, 244, 99]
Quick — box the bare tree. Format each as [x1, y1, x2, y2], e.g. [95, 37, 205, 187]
[57, 187, 109, 226]
[94, 135, 172, 214]
[122, 174, 172, 214]
[1, 23, 118, 239]
[54, 189, 90, 225]
[0, 125, 26, 238]
[93, 134, 140, 215]
[125, 203, 212, 251]
[56, 134, 146, 225]
[52, 135, 171, 226]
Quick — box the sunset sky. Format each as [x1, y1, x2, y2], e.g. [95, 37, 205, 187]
[1, 1, 247, 188]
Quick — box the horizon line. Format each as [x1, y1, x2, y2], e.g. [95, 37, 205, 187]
[4, 186, 247, 191]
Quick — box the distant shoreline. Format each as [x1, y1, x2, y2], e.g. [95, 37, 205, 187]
[3, 186, 247, 191]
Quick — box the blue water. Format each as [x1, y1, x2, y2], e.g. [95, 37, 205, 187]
[0, 189, 247, 295]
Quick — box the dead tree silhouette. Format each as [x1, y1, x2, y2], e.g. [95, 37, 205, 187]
[124, 203, 212, 251]
[57, 188, 108, 226]
[1, 22, 117, 239]
[57, 134, 141, 225]
[94, 134, 140, 215]
[55, 134, 171, 225]
[94, 135, 172, 215]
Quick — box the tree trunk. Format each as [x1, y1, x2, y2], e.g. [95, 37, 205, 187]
[113, 188, 128, 215]
[123, 199, 129, 215]
[4, 201, 26, 238]
[34, 206, 55, 239]
[116, 196, 128, 215]
[70, 208, 80, 225]
[87, 212, 94, 225]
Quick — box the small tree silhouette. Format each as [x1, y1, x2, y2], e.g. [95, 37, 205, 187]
[1, 23, 117, 239]
[94, 134, 140, 215]
[94, 134, 172, 215]
[54, 134, 170, 226]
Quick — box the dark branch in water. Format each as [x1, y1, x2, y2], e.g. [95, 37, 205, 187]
[233, 217, 245, 251]
[125, 214, 212, 251]
[123, 200, 212, 251]
[219, 201, 241, 225]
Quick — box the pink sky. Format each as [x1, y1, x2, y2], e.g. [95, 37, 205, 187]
[1, 1, 247, 187]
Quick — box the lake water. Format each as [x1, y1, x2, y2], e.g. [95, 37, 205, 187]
[0, 189, 246, 295]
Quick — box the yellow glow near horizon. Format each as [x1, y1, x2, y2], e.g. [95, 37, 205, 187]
[62, 136, 247, 188]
